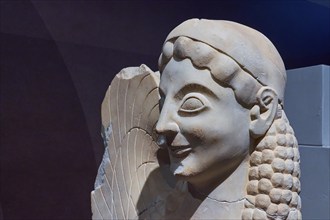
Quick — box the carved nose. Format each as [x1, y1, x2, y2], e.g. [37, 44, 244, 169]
[155, 112, 179, 147]
[156, 120, 179, 135]
[156, 102, 179, 133]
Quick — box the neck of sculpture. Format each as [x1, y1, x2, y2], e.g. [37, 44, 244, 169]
[188, 155, 249, 202]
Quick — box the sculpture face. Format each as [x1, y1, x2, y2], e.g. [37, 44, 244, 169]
[92, 19, 302, 220]
[156, 58, 251, 184]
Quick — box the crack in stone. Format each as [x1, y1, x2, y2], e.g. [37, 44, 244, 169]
[137, 199, 162, 217]
[137, 160, 157, 169]
[205, 196, 246, 204]
[194, 188, 248, 204]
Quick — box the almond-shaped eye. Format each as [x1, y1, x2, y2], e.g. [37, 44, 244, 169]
[180, 97, 205, 113]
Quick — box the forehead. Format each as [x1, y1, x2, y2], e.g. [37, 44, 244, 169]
[160, 58, 219, 95]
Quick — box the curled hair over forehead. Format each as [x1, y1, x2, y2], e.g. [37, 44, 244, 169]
[159, 36, 264, 108]
[159, 19, 287, 107]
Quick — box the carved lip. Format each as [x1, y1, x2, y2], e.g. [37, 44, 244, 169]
[169, 146, 192, 158]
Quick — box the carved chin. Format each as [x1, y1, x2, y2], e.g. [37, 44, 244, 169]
[170, 160, 199, 179]
[171, 163, 185, 176]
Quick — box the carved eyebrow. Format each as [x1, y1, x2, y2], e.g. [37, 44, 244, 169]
[174, 83, 218, 100]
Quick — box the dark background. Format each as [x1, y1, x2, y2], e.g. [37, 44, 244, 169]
[1, 0, 329, 219]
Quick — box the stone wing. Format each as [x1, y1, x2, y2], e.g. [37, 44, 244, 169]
[91, 65, 162, 219]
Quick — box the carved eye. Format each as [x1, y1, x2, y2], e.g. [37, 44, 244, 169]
[180, 97, 205, 113]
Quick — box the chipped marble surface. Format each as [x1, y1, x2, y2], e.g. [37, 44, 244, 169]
[92, 19, 301, 219]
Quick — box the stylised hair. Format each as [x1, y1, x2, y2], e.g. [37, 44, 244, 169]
[158, 36, 301, 219]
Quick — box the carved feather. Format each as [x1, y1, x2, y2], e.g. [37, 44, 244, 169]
[91, 65, 163, 219]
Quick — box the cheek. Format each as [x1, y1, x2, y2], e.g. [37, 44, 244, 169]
[179, 110, 250, 143]
[191, 127, 207, 141]
[179, 123, 227, 153]
[178, 119, 210, 145]
[178, 114, 251, 163]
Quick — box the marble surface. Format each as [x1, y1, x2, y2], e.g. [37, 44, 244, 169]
[92, 19, 301, 219]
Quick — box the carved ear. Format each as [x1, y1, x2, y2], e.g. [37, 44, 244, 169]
[249, 86, 278, 138]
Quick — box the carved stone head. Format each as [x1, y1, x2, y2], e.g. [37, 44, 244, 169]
[156, 19, 301, 219]
[92, 19, 301, 220]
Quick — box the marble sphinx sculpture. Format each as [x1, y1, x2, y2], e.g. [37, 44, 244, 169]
[91, 19, 301, 219]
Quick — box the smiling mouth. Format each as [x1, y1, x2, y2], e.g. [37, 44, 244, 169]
[169, 146, 192, 158]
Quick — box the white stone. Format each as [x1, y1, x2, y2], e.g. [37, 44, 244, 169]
[269, 188, 282, 204]
[91, 19, 301, 220]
